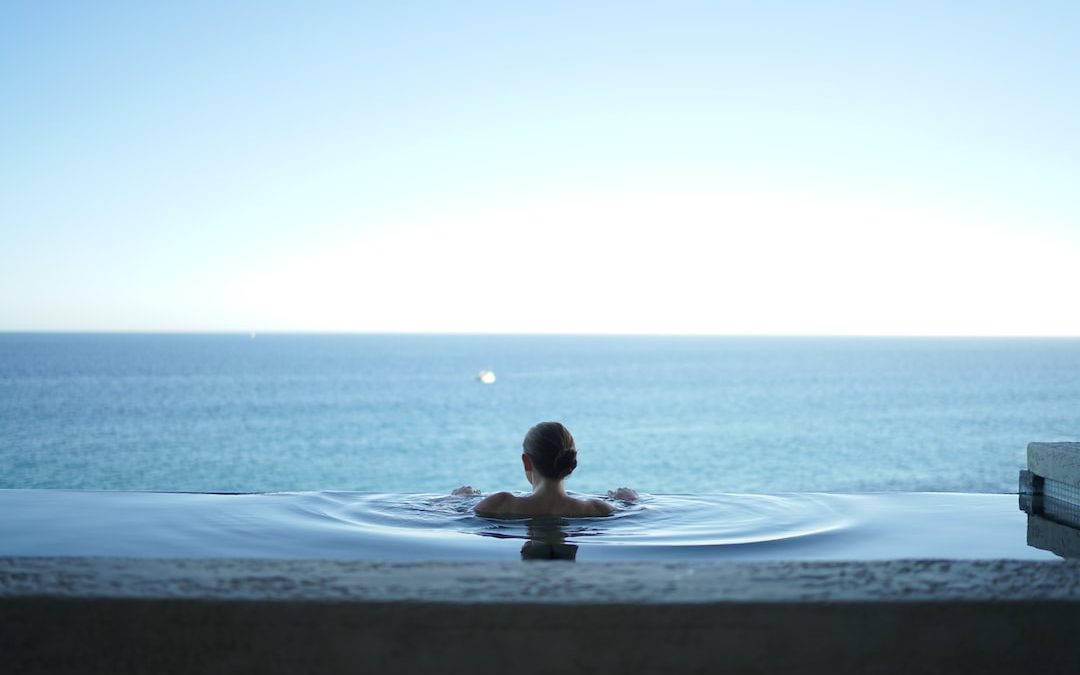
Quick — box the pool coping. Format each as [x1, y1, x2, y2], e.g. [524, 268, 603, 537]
[3, 556, 1080, 603]
[6, 556, 1080, 675]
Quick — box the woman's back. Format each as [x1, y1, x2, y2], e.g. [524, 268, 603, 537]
[475, 490, 614, 518]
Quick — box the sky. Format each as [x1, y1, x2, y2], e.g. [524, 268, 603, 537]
[1, 1, 1078, 335]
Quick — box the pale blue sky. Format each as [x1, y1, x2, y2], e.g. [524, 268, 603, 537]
[2, 2, 1078, 334]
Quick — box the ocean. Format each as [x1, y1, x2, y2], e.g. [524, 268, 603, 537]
[1, 333, 1078, 495]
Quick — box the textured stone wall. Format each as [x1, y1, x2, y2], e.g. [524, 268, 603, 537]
[1028, 442, 1080, 487]
[4, 557, 1080, 674]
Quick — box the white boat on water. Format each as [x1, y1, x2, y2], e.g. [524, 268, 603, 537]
[476, 370, 496, 384]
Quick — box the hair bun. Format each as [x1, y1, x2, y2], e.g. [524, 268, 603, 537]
[523, 421, 579, 480]
[553, 446, 578, 477]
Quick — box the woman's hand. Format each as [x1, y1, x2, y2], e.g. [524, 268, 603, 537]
[607, 487, 639, 501]
[452, 485, 482, 496]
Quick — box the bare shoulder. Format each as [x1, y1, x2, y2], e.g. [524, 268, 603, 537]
[588, 498, 615, 516]
[474, 491, 513, 515]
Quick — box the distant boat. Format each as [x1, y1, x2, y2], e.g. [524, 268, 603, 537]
[476, 370, 496, 384]
[249, 332, 257, 340]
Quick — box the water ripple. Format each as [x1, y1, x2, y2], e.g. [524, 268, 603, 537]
[307, 491, 854, 549]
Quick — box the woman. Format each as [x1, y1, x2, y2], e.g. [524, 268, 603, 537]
[456, 421, 637, 517]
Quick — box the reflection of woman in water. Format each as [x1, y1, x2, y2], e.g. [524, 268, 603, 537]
[520, 518, 579, 560]
[455, 421, 637, 517]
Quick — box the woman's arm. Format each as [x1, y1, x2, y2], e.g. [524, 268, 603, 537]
[589, 498, 616, 516]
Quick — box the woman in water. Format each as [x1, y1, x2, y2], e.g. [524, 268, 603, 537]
[456, 421, 637, 517]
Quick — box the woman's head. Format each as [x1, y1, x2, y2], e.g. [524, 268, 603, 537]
[522, 421, 578, 481]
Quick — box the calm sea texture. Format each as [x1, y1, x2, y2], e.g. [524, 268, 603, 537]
[1, 334, 1078, 494]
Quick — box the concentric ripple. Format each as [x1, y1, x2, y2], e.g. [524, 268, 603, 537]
[305, 491, 854, 549]
[0, 489, 1050, 561]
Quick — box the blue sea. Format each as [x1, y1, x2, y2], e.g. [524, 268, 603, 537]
[2, 333, 1078, 495]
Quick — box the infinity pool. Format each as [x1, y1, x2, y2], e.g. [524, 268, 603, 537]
[0, 489, 1057, 562]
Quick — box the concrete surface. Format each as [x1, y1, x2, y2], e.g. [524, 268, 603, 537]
[1028, 442, 1080, 487]
[4, 557, 1080, 674]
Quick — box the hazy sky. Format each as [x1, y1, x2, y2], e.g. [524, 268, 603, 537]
[2, 2, 1078, 334]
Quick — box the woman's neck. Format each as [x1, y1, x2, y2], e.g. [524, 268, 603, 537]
[531, 477, 567, 497]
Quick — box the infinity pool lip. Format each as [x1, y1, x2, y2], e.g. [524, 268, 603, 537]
[1, 557, 1077, 603]
[4, 557, 1080, 675]
[0, 489, 1059, 562]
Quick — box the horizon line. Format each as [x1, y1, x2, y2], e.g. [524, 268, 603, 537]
[1, 330, 1079, 339]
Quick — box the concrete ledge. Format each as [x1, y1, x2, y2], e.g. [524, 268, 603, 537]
[5, 557, 1080, 674]
[4, 557, 1080, 603]
[1028, 442, 1080, 487]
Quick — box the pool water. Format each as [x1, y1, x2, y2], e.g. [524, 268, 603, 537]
[0, 489, 1057, 562]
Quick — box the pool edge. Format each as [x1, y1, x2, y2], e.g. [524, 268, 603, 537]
[4, 557, 1080, 674]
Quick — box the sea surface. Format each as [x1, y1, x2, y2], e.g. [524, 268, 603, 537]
[2, 333, 1078, 495]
